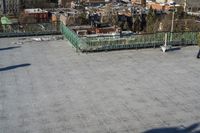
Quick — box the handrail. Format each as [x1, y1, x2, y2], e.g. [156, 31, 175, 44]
[60, 24, 199, 52]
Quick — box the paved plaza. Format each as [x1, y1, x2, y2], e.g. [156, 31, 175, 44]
[0, 37, 200, 133]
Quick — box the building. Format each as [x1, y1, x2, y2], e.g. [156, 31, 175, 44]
[0, 0, 20, 16]
[21, 0, 47, 8]
[132, 0, 146, 7]
[82, 0, 107, 4]
[58, 0, 78, 8]
[0, 1, 3, 15]
[60, 10, 80, 26]
[21, 0, 56, 8]
[147, 1, 171, 11]
[156, 0, 200, 11]
[24, 8, 49, 22]
[58, 0, 71, 7]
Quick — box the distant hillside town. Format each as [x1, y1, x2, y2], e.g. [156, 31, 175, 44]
[1, 0, 200, 35]
[1, 0, 200, 15]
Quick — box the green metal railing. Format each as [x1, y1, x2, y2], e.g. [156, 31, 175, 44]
[60, 23, 81, 50]
[60, 23, 198, 52]
[0, 22, 60, 38]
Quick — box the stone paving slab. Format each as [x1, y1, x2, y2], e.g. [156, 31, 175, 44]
[0, 37, 200, 133]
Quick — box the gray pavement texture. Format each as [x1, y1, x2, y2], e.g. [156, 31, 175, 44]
[0, 37, 200, 133]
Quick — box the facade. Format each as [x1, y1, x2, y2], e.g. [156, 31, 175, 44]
[155, 0, 168, 3]
[58, 0, 70, 7]
[21, 0, 55, 8]
[0, 0, 20, 15]
[132, 0, 146, 7]
[0, 1, 3, 15]
[147, 1, 171, 11]
[24, 8, 49, 22]
[184, 0, 200, 11]
[82, 0, 106, 3]
[155, 0, 200, 11]
[59, 0, 107, 7]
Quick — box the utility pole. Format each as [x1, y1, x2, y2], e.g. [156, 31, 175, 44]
[184, 0, 187, 12]
[161, 1, 175, 52]
[2, 0, 6, 14]
[170, 2, 176, 42]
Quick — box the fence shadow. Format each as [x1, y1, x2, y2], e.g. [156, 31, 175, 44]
[0, 46, 21, 51]
[167, 47, 181, 52]
[143, 122, 200, 133]
[0, 64, 31, 72]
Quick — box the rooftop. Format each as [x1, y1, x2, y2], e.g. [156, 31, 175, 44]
[0, 37, 200, 133]
[24, 8, 48, 13]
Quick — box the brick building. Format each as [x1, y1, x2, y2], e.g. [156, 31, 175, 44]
[24, 9, 49, 22]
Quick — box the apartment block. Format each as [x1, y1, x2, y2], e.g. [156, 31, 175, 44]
[0, 0, 20, 15]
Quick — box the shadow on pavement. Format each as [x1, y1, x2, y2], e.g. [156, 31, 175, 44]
[0, 64, 31, 72]
[197, 49, 200, 59]
[0, 46, 21, 51]
[167, 47, 181, 52]
[143, 122, 200, 133]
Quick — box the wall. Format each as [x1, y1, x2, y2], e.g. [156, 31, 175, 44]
[0, 1, 3, 15]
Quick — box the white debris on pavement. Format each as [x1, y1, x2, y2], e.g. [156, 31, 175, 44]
[11, 36, 64, 44]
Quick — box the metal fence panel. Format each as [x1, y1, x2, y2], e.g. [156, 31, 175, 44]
[60, 24, 198, 52]
[0, 23, 60, 38]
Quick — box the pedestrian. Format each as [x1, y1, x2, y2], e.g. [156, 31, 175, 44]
[197, 48, 200, 59]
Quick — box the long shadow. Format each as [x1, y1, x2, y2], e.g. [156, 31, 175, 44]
[143, 122, 200, 133]
[0, 46, 21, 51]
[164, 47, 181, 52]
[0, 64, 31, 72]
[168, 47, 181, 52]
